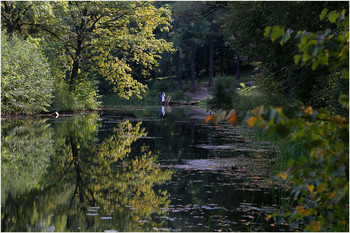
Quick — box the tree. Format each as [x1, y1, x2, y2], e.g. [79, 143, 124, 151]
[39, 2, 173, 99]
[223, 1, 349, 111]
[171, 2, 210, 92]
[1, 1, 52, 35]
[1, 32, 54, 114]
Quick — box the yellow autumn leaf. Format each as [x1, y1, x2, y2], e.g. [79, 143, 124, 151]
[278, 172, 288, 180]
[307, 184, 315, 193]
[264, 214, 272, 222]
[296, 205, 304, 215]
[304, 209, 311, 216]
[226, 110, 238, 126]
[309, 221, 322, 232]
[204, 114, 215, 124]
[304, 106, 313, 115]
[276, 107, 282, 114]
[246, 116, 257, 128]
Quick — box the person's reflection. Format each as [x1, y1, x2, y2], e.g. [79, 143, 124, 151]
[162, 105, 165, 116]
[158, 105, 166, 116]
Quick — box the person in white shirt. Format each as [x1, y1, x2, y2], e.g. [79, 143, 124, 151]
[161, 92, 166, 104]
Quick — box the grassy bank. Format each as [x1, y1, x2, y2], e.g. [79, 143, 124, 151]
[207, 74, 287, 111]
[250, 128, 310, 172]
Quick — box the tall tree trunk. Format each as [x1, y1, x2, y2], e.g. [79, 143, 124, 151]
[69, 39, 83, 91]
[175, 51, 182, 90]
[236, 55, 241, 80]
[208, 28, 214, 87]
[190, 41, 196, 92]
[69, 60, 80, 91]
[3, 2, 17, 35]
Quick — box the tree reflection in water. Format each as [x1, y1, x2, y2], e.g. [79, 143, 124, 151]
[1, 114, 172, 232]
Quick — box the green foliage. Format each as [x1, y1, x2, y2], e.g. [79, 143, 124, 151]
[52, 78, 101, 112]
[1, 33, 54, 115]
[236, 87, 286, 110]
[264, 7, 349, 115]
[224, 2, 349, 112]
[150, 80, 171, 93]
[43, 1, 174, 100]
[252, 128, 310, 171]
[206, 8, 349, 232]
[208, 75, 238, 110]
[1, 118, 53, 205]
[171, 90, 190, 101]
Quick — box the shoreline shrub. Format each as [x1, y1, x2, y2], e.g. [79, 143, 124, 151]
[1, 33, 54, 115]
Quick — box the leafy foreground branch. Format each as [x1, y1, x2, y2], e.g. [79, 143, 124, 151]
[205, 103, 348, 231]
[205, 8, 348, 232]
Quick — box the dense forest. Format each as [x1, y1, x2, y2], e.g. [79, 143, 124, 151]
[1, 1, 349, 232]
[2, 1, 348, 115]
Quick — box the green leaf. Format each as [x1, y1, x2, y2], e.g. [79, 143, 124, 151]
[298, 156, 309, 166]
[294, 55, 302, 64]
[319, 8, 328, 20]
[287, 158, 295, 167]
[338, 94, 349, 108]
[280, 29, 292, 45]
[214, 110, 227, 124]
[270, 26, 284, 42]
[328, 10, 339, 23]
[342, 68, 349, 80]
[342, 16, 349, 29]
[264, 26, 271, 37]
[283, 105, 298, 119]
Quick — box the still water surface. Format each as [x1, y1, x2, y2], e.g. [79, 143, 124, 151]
[1, 106, 290, 232]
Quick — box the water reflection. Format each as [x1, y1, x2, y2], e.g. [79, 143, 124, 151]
[1, 114, 172, 231]
[1, 118, 53, 205]
[2, 108, 292, 232]
[158, 105, 169, 117]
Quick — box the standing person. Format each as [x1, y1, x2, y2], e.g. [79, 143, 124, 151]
[197, 72, 201, 82]
[162, 92, 166, 104]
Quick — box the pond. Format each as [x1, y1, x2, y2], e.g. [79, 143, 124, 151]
[1, 106, 292, 232]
